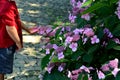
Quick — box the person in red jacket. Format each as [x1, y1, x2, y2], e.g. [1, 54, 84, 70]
[0, 0, 38, 80]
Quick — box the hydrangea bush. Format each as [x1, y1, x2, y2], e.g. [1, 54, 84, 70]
[38, 0, 120, 80]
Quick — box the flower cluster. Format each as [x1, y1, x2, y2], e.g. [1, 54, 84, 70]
[100, 58, 120, 77]
[98, 58, 120, 79]
[69, 0, 90, 23]
[68, 65, 93, 80]
[42, 25, 100, 61]
[47, 62, 66, 74]
[67, 58, 120, 80]
[115, 0, 120, 19]
[65, 26, 100, 52]
[39, 23, 120, 80]
[45, 43, 65, 60]
[39, 0, 120, 80]
[102, 28, 120, 47]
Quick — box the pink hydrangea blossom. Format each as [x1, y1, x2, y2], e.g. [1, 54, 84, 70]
[101, 64, 110, 72]
[97, 70, 105, 79]
[70, 0, 76, 7]
[108, 58, 119, 69]
[91, 35, 100, 44]
[83, 28, 94, 37]
[83, 37, 88, 44]
[72, 34, 80, 41]
[45, 44, 53, 49]
[65, 36, 73, 44]
[65, 26, 71, 32]
[69, 13, 77, 23]
[38, 27, 49, 35]
[53, 44, 58, 49]
[46, 27, 52, 34]
[47, 30, 56, 37]
[58, 65, 64, 72]
[79, 28, 84, 34]
[115, 0, 120, 19]
[69, 42, 78, 52]
[72, 7, 80, 15]
[58, 63, 66, 72]
[70, 74, 79, 80]
[103, 28, 113, 38]
[46, 49, 50, 54]
[80, 65, 90, 73]
[112, 68, 120, 77]
[73, 28, 80, 35]
[55, 46, 65, 53]
[58, 52, 64, 59]
[76, 1, 82, 8]
[81, 14, 90, 21]
[38, 30, 45, 35]
[72, 69, 82, 75]
[64, 32, 73, 38]
[47, 63, 55, 74]
[113, 38, 120, 44]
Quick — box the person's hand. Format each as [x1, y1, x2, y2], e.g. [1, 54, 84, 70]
[28, 27, 40, 34]
[16, 42, 22, 51]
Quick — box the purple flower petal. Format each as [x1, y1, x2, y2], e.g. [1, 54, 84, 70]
[69, 43, 78, 52]
[91, 35, 100, 44]
[58, 52, 64, 59]
[109, 58, 119, 69]
[72, 34, 80, 41]
[112, 68, 120, 77]
[46, 49, 50, 54]
[65, 36, 73, 44]
[101, 64, 110, 72]
[97, 70, 105, 79]
[55, 46, 65, 53]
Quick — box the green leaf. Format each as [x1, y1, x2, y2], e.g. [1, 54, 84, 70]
[71, 51, 84, 61]
[83, 54, 93, 63]
[88, 45, 99, 54]
[106, 40, 117, 49]
[81, 2, 109, 15]
[82, 0, 93, 7]
[78, 74, 83, 80]
[115, 71, 120, 80]
[51, 56, 69, 63]
[41, 55, 50, 70]
[43, 70, 70, 80]
[110, 0, 118, 4]
[105, 74, 115, 80]
[78, 74, 88, 80]
[64, 47, 73, 56]
[96, 27, 104, 39]
[113, 46, 120, 50]
[55, 28, 62, 38]
[76, 15, 87, 28]
[112, 24, 120, 36]
[104, 15, 118, 31]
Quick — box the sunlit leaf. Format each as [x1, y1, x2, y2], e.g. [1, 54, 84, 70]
[81, 2, 109, 14]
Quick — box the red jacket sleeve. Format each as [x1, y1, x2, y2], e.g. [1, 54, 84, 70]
[3, 4, 16, 26]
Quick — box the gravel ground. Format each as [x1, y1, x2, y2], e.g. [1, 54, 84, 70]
[16, 0, 71, 26]
[6, 0, 71, 80]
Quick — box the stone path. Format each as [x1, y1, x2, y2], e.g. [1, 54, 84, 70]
[5, 35, 43, 80]
[4, 0, 70, 80]
[16, 0, 70, 26]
